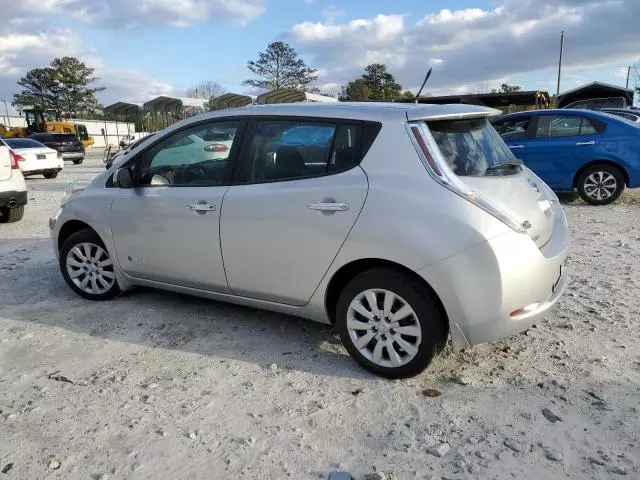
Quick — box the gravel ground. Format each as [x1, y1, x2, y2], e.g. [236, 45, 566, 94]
[1, 151, 639, 480]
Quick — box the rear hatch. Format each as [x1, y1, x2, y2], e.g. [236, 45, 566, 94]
[48, 134, 83, 152]
[413, 115, 555, 248]
[15, 147, 58, 162]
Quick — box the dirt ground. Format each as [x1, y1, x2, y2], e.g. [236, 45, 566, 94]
[1, 151, 639, 480]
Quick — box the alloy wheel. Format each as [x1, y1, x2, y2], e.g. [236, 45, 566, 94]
[583, 171, 617, 201]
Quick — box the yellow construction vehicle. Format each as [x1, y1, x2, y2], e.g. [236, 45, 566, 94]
[0, 107, 94, 148]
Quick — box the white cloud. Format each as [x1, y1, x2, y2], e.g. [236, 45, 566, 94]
[322, 5, 345, 24]
[0, 0, 265, 105]
[288, 0, 640, 93]
[6, 0, 265, 29]
[0, 23, 176, 106]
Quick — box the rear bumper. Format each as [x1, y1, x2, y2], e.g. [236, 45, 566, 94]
[417, 200, 570, 350]
[61, 152, 84, 160]
[23, 168, 63, 176]
[21, 158, 63, 175]
[0, 190, 28, 208]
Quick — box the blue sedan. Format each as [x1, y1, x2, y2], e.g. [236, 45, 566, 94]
[491, 109, 640, 204]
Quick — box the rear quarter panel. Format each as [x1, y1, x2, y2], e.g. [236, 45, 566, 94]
[599, 122, 640, 187]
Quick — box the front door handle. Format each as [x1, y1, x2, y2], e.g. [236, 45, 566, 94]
[509, 145, 525, 149]
[187, 202, 216, 212]
[307, 202, 349, 212]
[576, 141, 595, 146]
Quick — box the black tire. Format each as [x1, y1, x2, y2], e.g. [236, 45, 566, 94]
[0, 205, 24, 223]
[336, 269, 447, 379]
[59, 229, 120, 300]
[577, 164, 625, 205]
[73, 159, 83, 165]
[43, 171, 58, 179]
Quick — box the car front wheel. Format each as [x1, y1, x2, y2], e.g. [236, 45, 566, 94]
[336, 269, 447, 379]
[59, 229, 120, 300]
[577, 164, 625, 205]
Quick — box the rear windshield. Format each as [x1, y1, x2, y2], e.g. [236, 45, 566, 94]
[5, 138, 46, 149]
[32, 134, 77, 142]
[52, 134, 79, 142]
[427, 118, 519, 177]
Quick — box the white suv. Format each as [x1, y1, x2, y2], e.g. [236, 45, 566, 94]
[0, 140, 27, 223]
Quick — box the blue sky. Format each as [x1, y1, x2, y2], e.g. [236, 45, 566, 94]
[1, 0, 638, 109]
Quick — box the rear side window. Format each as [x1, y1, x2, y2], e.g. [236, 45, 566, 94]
[536, 116, 600, 137]
[243, 121, 361, 183]
[492, 116, 531, 140]
[427, 118, 519, 177]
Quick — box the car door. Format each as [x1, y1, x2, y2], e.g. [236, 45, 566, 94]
[220, 118, 369, 306]
[521, 114, 602, 188]
[110, 118, 246, 291]
[492, 114, 537, 162]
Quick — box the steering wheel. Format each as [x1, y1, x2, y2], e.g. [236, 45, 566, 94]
[180, 164, 207, 184]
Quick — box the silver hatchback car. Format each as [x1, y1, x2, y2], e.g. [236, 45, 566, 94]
[51, 103, 569, 378]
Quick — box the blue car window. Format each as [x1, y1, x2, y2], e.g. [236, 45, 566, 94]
[280, 125, 334, 147]
[537, 116, 599, 138]
[493, 117, 531, 140]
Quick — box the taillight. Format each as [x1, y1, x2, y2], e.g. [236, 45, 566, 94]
[9, 150, 24, 169]
[204, 144, 228, 153]
[410, 126, 441, 176]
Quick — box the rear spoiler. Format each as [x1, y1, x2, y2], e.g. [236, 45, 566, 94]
[406, 106, 503, 122]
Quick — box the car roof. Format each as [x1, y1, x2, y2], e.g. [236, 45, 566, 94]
[494, 108, 620, 120]
[193, 102, 502, 123]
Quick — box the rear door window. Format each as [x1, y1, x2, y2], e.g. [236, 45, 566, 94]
[536, 116, 598, 137]
[241, 121, 361, 183]
[427, 118, 520, 177]
[492, 116, 532, 140]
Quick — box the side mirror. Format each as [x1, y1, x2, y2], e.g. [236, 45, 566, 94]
[105, 161, 112, 170]
[113, 168, 134, 188]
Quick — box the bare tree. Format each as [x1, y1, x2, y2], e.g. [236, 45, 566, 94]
[185, 80, 225, 101]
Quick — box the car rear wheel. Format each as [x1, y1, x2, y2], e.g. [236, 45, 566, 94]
[0, 205, 24, 223]
[60, 229, 120, 300]
[43, 171, 58, 179]
[336, 269, 446, 379]
[577, 164, 625, 205]
[73, 159, 83, 165]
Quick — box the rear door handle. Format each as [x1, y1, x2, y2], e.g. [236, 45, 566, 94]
[576, 141, 596, 146]
[187, 203, 216, 212]
[307, 202, 349, 212]
[509, 145, 525, 149]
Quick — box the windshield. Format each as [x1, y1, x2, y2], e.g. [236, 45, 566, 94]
[427, 118, 520, 177]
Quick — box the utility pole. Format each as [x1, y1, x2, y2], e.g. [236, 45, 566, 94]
[556, 30, 565, 96]
[1, 99, 10, 127]
[626, 65, 631, 89]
